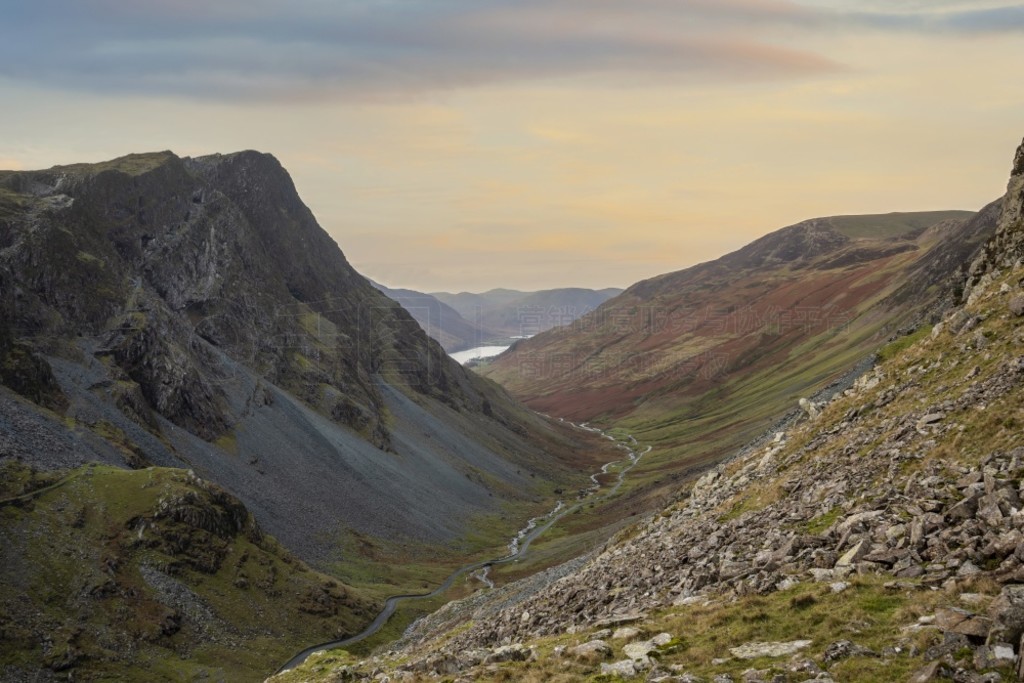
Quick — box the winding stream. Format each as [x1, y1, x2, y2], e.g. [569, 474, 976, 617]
[275, 419, 648, 674]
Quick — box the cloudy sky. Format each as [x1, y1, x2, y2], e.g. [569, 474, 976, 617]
[2, 0, 1023, 291]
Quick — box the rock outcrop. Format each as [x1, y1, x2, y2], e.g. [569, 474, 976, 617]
[966, 136, 1024, 293]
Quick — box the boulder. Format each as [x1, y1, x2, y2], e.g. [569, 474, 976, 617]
[729, 640, 812, 660]
[612, 626, 641, 640]
[916, 413, 945, 432]
[908, 661, 950, 683]
[987, 585, 1024, 644]
[1019, 633, 1024, 682]
[799, 398, 819, 419]
[973, 643, 1016, 670]
[570, 640, 611, 659]
[835, 540, 868, 568]
[623, 640, 657, 661]
[484, 644, 532, 664]
[934, 607, 991, 638]
[600, 659, 640, 677]
[620, 633, 675, 663]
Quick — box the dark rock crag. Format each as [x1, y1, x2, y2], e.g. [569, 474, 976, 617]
[0, 151, 595, 564]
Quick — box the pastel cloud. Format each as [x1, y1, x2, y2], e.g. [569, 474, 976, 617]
[1, 1, 1022, 292]
[4, 1, 1020, 102]
[0, 0, 839, 101]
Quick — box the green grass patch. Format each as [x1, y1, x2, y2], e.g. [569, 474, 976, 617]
[0, 464, 375, 682]
[804, 506, 842, 534]
[825, 211, 973, 240]
[877, 324, 932, 363]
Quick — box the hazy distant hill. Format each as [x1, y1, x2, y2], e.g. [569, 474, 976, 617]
[431, 287, 624, 338]
[370, 282, 491, 353]
[369, 285, 625, 352]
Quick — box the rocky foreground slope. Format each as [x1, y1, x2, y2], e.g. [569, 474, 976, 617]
[275, 143, 1024, 682]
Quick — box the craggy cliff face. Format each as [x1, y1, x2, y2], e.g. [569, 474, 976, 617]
[0, 151, 594, 564]
[966, 137, 1024, 292]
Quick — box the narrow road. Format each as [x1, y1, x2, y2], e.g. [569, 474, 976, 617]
[274, 421, 648, 675]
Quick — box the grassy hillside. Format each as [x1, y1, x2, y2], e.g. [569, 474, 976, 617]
[0, 462, 376, 681]
[826, 210, 974, 240]
[481, 211, 991, 525]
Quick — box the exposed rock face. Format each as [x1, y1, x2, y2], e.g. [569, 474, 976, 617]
[0, 337, 66, 412]
[725, 219, 851, 270]
[0, 151, 597, 564]
[730, 640, 812, 660]
[966, 137, 1024, 292]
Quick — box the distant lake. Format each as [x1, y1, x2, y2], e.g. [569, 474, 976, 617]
[449, 345, 511, 365]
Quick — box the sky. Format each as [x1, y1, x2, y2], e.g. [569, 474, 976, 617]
[1, 1, 1023, 292]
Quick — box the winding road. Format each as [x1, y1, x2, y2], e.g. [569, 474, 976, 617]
[274, 420, 648, 675]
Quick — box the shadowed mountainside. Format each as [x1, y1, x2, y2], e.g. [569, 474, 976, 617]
[0, 150, 605, 565]
[0, 150, 613, 680]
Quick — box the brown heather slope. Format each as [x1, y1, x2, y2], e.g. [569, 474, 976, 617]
[482, 210, 990, 475]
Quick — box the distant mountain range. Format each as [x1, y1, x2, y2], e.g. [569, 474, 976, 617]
[433, 287, 625, 339]
[372, 284, 623, 352]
